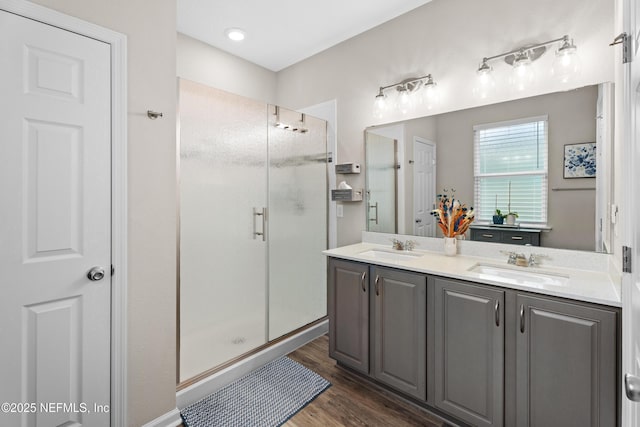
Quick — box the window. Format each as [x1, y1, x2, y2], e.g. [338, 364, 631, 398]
[474, 116, 548, 224]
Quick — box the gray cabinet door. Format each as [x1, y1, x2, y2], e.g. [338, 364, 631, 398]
[433, 277, 504, 427]
[328, 258, 369, 374]
[371, 266, 427, 400]
[515, 294, 617, 427]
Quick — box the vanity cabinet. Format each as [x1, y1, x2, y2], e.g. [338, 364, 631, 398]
[371, 266, 426, 400]
[328, 259, 369, 374]
[514, 294, 617, 427]
[432, 277, 504, 427]
[327, 257, 619, 427]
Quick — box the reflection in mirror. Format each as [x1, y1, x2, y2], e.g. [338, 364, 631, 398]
[365, 132, 397, 233]
[365, 83, 614, 253]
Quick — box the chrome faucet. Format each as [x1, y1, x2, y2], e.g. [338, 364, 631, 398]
[390, 238, 418, 251]
[404, 240, 418, 251]
[390, 238, 404, 250]
[502, 251, 548, 267]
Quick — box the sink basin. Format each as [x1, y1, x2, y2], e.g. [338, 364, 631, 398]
[358, 248, 424, 261]
[467, 263, 570, 288]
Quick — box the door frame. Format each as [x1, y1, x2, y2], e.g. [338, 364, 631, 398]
[0, 1, 128, 426]
[621, 0, 639, 424]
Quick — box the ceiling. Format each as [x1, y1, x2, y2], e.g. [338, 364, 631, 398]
[177, 0, 432, 72]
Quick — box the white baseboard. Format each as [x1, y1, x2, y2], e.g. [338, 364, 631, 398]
[140, 407, 182, 427]
[177, 319, 328, 409]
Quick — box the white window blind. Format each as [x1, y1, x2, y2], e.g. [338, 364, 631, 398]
[473, 116, 548, 224]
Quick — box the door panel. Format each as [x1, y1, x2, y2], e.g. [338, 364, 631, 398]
[516, 294, 617, 427]
[328, 259, 369, 373]
[178, 80, 268, 381]
[372, 267, 426, 400]
[0, 10, 111, 427]
[413, 138, 436, 237]
[434, 278, 504, 427]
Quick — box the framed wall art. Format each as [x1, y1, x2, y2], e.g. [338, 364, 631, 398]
[563, 142, 596, 178]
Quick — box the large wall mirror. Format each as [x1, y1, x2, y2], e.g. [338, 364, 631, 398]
[365, 83, 614, 253]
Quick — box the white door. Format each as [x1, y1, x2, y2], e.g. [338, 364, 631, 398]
[0, 10, 111, 427]
[623, 0, 640, 424]
[413, 138, 436, 237]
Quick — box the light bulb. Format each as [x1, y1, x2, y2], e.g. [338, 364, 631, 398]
[510, 52, 534, 92]
[372, 92, 387, 119]
[552, 40, 580, 84]
[420, 76, 438, 109]
[474, 62, 495, 99]
[396, 87, 413, 115]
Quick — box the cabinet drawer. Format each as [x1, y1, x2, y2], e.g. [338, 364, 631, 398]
[501, 231, 532, 245]
[471, 229, 501, 242]
[501, 231, 540, 246]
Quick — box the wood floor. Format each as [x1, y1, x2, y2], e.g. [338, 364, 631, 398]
[284, 335, 447, 427]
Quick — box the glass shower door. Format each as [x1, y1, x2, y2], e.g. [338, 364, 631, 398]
[268, 106, 328, 340]
[365, 133, 397, 233]
[179, 79, 268, 382]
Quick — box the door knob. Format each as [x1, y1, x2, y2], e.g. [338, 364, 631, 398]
[87, 267, 105, 281]
[625, 373, 640, 402]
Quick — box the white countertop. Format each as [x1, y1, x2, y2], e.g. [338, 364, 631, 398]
[323, 242, 621, 308]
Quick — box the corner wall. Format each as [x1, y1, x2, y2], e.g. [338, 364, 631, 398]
[177, 33, 277, 104]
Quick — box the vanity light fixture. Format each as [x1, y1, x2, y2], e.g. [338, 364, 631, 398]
[225, 27, 246, 42]
[373, 74, 438, 119]
[476, 35, 579, 95]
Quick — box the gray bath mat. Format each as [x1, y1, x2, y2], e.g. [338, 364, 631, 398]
[180, 356, 331, 427]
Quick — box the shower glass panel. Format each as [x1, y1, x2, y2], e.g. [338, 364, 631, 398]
[179, 80, 268, 382]
[365, 133, 397, 233]
[178, 80, 328, 383]
[268, 106, 328, 340]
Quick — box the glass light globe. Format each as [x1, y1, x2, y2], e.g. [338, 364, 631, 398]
[396, 88, 413, 115]
[552, 41, 580, 84]
[474, 63, 495, 99]
[373, 93, 387, 119]
[422, 81, 438, 109]
[510, 53, 534, 92]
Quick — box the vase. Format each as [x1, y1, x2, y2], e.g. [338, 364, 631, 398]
[443, 237, 457, 256]
[506, 214, 516, 225]
[492, 215, 504, 225]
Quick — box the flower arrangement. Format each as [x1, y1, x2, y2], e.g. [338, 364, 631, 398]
[432, 190, 475, 237]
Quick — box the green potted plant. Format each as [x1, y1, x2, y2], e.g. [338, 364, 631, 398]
[492, 209, 505, 224]
[506, 211, 518, 225]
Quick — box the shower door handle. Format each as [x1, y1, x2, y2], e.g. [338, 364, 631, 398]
[253, 207, 267, 241]
[369, 202, 379, 225]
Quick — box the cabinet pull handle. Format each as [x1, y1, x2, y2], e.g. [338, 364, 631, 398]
[482, 234, 494, 238]
[360, 272, 366, 292]
[511, 236, 524, 240]
[375, 275, 380, 296]
[519, 304, 525, 333]
[495, 300, 500, 327]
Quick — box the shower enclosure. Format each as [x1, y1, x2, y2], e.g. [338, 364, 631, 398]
[178, 79, 328, 383]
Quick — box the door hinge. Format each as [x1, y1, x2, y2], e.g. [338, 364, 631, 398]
[623, 246, 632, 273]
[610, 32, 632, 63]
[111, 265, 115, 277]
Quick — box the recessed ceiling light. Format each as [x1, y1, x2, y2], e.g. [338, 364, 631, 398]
[225, 28, 246, 42]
